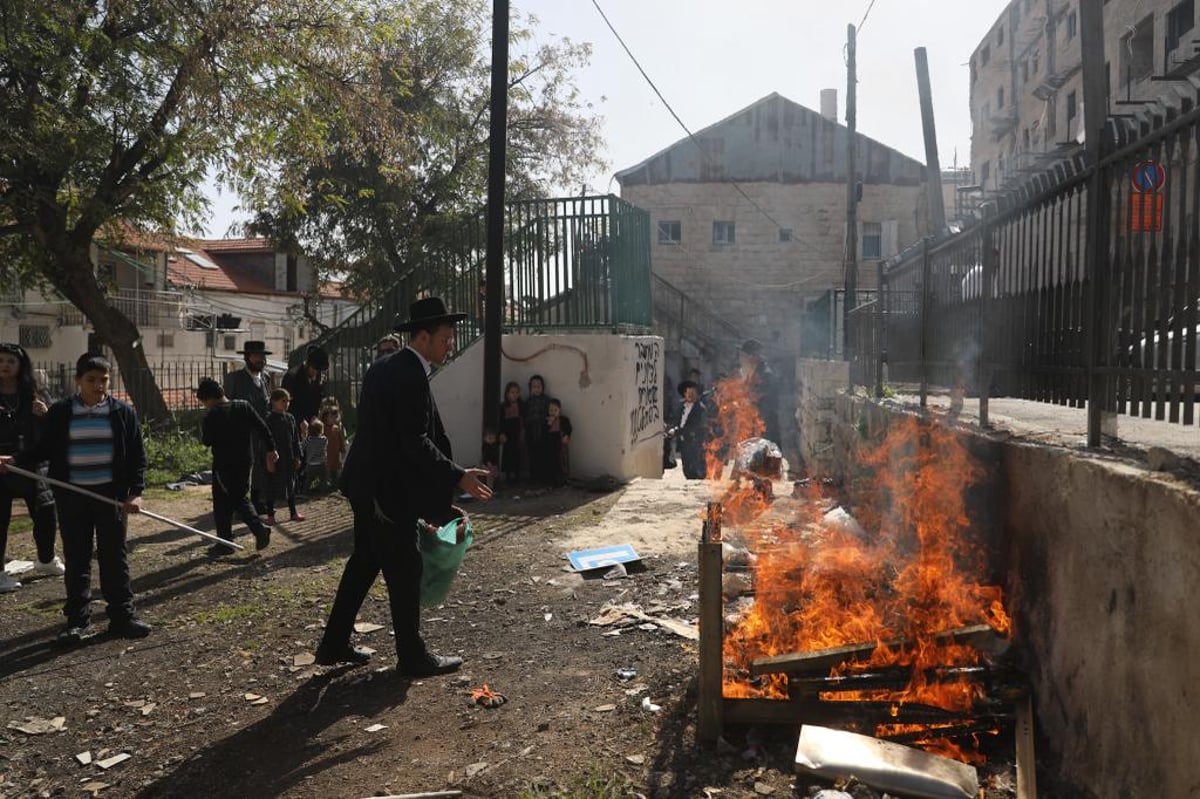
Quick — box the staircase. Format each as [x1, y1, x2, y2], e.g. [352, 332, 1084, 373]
[651, 273, 742, 374]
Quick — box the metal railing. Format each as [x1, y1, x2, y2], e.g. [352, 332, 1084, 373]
[651, 273, 741, 365]
[852, 83, 1200, 432]
[301, 194, 653, 412]
[32, 357, 235, 413]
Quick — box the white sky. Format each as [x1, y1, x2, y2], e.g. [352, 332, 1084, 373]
[200, 0, 1011, 236]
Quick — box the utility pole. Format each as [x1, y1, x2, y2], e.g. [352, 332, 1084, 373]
[843, 22, 858, 375]
[482, 0, 510, 458]
[914, 47, 946, 235]
[1079, 0, 1114, 447]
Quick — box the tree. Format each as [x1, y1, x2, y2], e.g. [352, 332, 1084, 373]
[0, 0, 358, 422]
[242, 0, 607, 299]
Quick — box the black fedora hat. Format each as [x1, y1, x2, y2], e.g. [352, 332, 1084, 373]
[394, 297, 468, 332]
[305, 345, 330, 371]
[677, 379, 699, 398]
[237, 340, 272, 356]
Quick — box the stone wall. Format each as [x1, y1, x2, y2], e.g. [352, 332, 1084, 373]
[794, 358, 850, 477]
[806, 387, 1200, 797]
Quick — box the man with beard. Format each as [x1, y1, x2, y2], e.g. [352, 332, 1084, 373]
[224, 341, 273, 516]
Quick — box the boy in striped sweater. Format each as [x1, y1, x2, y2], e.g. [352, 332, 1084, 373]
[1, 354, 149, 645]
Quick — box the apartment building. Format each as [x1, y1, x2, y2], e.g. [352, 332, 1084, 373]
[970, 0, 1199, 192]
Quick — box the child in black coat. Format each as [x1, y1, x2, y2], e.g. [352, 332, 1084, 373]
[523, 375, 550, 482]
[541, 398, 573, 486]
[497, 381, 524, 484]
[265, 388, 302, 523]
[198, 378, 278, 555]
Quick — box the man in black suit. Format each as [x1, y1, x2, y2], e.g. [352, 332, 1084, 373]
[671, 380, 710, 479]
[224, 340, 273, 515]
[315, 298, 492, 677]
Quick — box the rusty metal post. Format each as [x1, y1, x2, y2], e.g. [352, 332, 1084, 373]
[697, 502, 724, 744]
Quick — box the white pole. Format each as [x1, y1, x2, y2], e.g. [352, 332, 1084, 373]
[3, 464, 244, 550]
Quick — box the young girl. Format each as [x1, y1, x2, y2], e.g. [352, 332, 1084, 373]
[303, 419, 329, 494]
[497, 381, 524, 484]
[0, 343, 61, 592]
[265, 389, 303, 524]
[543, 398, 573, 486]
[318, 399, 345, 488]
[523, 375, 549, 482]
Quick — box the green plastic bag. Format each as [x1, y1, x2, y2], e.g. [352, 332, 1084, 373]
[419, 517, 472, 607]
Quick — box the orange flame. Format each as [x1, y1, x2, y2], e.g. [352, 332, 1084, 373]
[718, 416, 1010, 760]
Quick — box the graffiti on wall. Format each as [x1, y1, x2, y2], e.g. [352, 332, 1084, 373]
[629, 340, 661, 445]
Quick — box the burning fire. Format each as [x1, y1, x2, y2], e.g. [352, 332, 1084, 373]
[704, 383, 1011, 761]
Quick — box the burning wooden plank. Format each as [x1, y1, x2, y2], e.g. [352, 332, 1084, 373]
[794, 724, 978, 799]
[750, 624, 1009, 677]
[787, 665, 1015, 696]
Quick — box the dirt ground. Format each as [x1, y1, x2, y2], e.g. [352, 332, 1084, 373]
[1, 468, 1022, 799]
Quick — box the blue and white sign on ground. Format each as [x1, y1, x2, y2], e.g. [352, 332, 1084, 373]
[568, 543, 641, 572]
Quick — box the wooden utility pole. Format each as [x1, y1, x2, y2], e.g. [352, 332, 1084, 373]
[843, 23, 858, 373]
[914, 47, 946, 234]
[1079, 0, 1114, 447]
[482, 0, 510, 457]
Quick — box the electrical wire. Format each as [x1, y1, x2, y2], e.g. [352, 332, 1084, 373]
[589, 0, 789, 234]
[857, 0, 880, 33]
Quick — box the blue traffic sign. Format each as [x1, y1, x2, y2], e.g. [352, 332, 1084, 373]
[568, 543, 641, 572]
[1132, 160, 1166, 192]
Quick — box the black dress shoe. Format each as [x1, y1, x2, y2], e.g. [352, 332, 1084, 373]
[254, 526, 271, 551]
[207, 541, 236, 557]
[399, 652, 463, 677]
[314, 643, 372, 666]
[109, 618, 152, 639]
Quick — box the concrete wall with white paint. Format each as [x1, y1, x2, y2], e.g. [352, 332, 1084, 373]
[432, 333, 666, 482]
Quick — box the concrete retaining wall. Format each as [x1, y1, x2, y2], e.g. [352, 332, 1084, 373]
[800, 390, 1200, 797]
[432, 333, 665, 483]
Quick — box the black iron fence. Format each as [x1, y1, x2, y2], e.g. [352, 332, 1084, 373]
[33, 358, 242, 413]
[853, 87, 1200, 433]
[303, 194, 652, 415]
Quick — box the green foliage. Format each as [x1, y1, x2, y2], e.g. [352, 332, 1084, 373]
[244, 0, 606, 297]
[142, 425, 209, 487]
[881, 384, 898, 399]
[516, 769, 639, 799]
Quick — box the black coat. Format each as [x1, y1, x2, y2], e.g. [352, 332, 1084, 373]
[223, 368, 272, 419]
[22, 396, 146, 501]
[339, 349, 465, 524]
[281, 365, 324, 428]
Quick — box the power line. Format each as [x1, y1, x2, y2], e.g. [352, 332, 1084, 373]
[858, 0, 880, 33]
[589, 0, 789, 233]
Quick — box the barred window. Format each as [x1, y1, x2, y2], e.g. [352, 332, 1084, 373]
[18, 324, 51, 349]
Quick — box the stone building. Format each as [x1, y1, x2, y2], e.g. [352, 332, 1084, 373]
[970, 0, 1199, 193]
[616, 92, 936, 380]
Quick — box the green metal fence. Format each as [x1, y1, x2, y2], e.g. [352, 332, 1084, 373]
[301, 194, 652, 416]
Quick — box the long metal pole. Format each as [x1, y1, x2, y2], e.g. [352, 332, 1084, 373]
[844, 23, 859, 385]
[481, 0, 510, 458]
[1079, 0, 1113, 447]
[914, 47, 946, 235]
[3, 464, 244, 549]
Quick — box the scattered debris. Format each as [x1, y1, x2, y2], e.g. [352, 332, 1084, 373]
[640, 696, 661, 713]
[3, 559, 33, 575]
[593, 704, 616, 713]
[587, 603, 698, 640]
[76, 751, 93, 765]
[753, 783, 775, 796]
[353, 622, 385, 634]
[626, 754, 645, 765]
[365, 723, 387, 732]
[464, 762, 489, 778]
[567, 543, 641, 572]
[7, 716, 65, 735]
[188, 692, 206, 700]
[470, 684, 506, 709]
[81, 782, 110, 795]
[601, 562, 628, 580]
[293, 653, 316, 667]
[615, 668, 638, 681]
[95, 753, 132, 770]
[794, 725, 978, 799]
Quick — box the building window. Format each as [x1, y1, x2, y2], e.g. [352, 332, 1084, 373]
[1166, 0, 1194, 65]
[998, 86, 1005, 108]
[157, 332, 175, 348]
[980, 45, 991, 66]
[861, 223, 882, 259]
[656, 220, 681, 244]
[712, 221, 736, 245]
[1121, 16, 1154, 86]
[18, 324, 51, 349]
[1066, 10, 1077, 40]
[778, 228, 793, 242]
[1066, 90, 1078, 128]
[223, 335, 237, 351]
